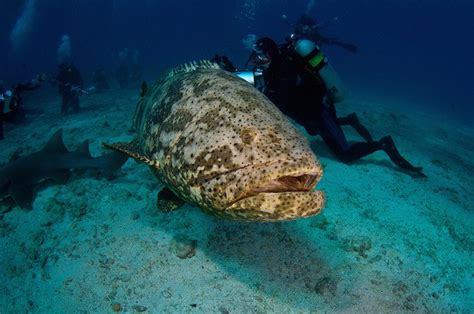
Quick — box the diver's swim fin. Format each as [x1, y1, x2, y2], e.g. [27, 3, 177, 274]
[379, 136, 427, 177]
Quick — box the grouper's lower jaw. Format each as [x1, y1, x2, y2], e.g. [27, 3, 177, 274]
[225, 190, 325, 222]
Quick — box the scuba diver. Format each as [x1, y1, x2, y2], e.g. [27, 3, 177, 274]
[56, 62, 84, 114]
[116, 63, 129, 89]
[233, 36, 425, 177]
[291, 14, 358, 54]
[92, 66, 110, 92]
[0, 74, 45, 140]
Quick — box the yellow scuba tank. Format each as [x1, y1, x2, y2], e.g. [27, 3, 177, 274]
[292, 37, 346, 102]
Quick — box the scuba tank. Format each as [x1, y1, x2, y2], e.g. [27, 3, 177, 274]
[291, 36, 346, 102]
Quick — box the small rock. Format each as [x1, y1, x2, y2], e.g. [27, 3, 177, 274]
[313, 276, 337, 296]
[162, 289, 172, 298]
[393, 281, 408, 295]
[218, 306, 230, 314]
[111, 302, 121, 312]
[132, 305, 147, 312]
[120, 273, 132, 282]
[170, 234, 197, 259]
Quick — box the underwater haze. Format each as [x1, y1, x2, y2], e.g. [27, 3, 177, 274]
[1, 0, 472, 124]
[1, 0, 473, 313]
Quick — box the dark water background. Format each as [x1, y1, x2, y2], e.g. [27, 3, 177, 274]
[1, 0, 473, 124]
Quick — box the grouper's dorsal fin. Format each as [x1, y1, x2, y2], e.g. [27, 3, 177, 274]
[42, 129, 68, 153]
[167, 60, 220, 79]
[102, 141, 159, 169]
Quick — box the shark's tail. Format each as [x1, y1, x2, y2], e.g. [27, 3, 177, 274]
[96, 151, 129, 178]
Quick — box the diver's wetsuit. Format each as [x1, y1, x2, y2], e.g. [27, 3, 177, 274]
[259, 44, 425, 176]
[57, 63, 83, 114]
[0, 79, 42, 140]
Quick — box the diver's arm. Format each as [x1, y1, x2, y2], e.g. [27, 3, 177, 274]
[320, 35, 358, 53]
[329, 40, 358, 53]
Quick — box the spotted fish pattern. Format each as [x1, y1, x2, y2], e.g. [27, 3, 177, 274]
[105, 61, 325, 221]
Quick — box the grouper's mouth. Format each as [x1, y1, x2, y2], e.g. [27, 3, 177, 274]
[204, 160, 325, 221]
[249, 173, 319, 194]
[228, 171, 321, 206]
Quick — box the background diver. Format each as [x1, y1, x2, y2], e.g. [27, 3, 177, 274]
[0, 74, 45, 140]
[218, 36, 426, 177]
[56, 62, 84, 114]
[287, 14, 359, 54]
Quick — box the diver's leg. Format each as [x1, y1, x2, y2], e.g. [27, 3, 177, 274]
[337, 112, 373, 142]
[330, 40, 359, 53]
[340, 137, 426, 176]
[316, 110, 352, 158]
[15, 106, 27, 123]
[318, 110, 426, 176]
[72, 95, 80, 113]
[379, 136, 426, 177]
[61, 94, 68, 114]
[318, 128, 387, 166]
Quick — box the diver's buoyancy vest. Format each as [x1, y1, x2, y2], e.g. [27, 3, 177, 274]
[292, 38, 346, 102]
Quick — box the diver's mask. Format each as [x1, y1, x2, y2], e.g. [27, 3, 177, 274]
[246, 44, 271, 69]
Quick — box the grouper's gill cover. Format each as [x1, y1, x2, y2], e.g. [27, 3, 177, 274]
[114, 61, 325, 221]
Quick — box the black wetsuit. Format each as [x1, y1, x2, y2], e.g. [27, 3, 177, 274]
[92, 68, 110, 92]
[57, 63, 83, 114]
[116, 63, 129, 89]
[260, 44, 425, 176]
[0, 79, 42, 140]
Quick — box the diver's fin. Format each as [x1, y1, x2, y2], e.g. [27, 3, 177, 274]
[380, 136, 427, 178]
[42, 129, 68, 153]
[157, 187, 185, 213]
[9, 183, 34, 209]
[102, 141, 158, 169]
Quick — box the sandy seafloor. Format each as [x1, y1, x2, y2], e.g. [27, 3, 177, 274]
[0, 83, 472, 313]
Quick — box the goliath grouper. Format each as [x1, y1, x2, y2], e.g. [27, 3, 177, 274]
[104, 61, 325, 221]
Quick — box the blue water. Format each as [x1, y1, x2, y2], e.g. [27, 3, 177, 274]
[1, 1, 473, 312]
[1, 0, 473, 123]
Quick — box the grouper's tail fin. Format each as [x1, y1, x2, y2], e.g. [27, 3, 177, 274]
[102, 141, 159, 169]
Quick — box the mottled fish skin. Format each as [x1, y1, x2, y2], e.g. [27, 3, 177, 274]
[131, 61, 325, 221]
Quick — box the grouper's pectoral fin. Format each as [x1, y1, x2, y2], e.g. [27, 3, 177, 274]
[157, 187, 185, 212]
[102, 141, 159, 169]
